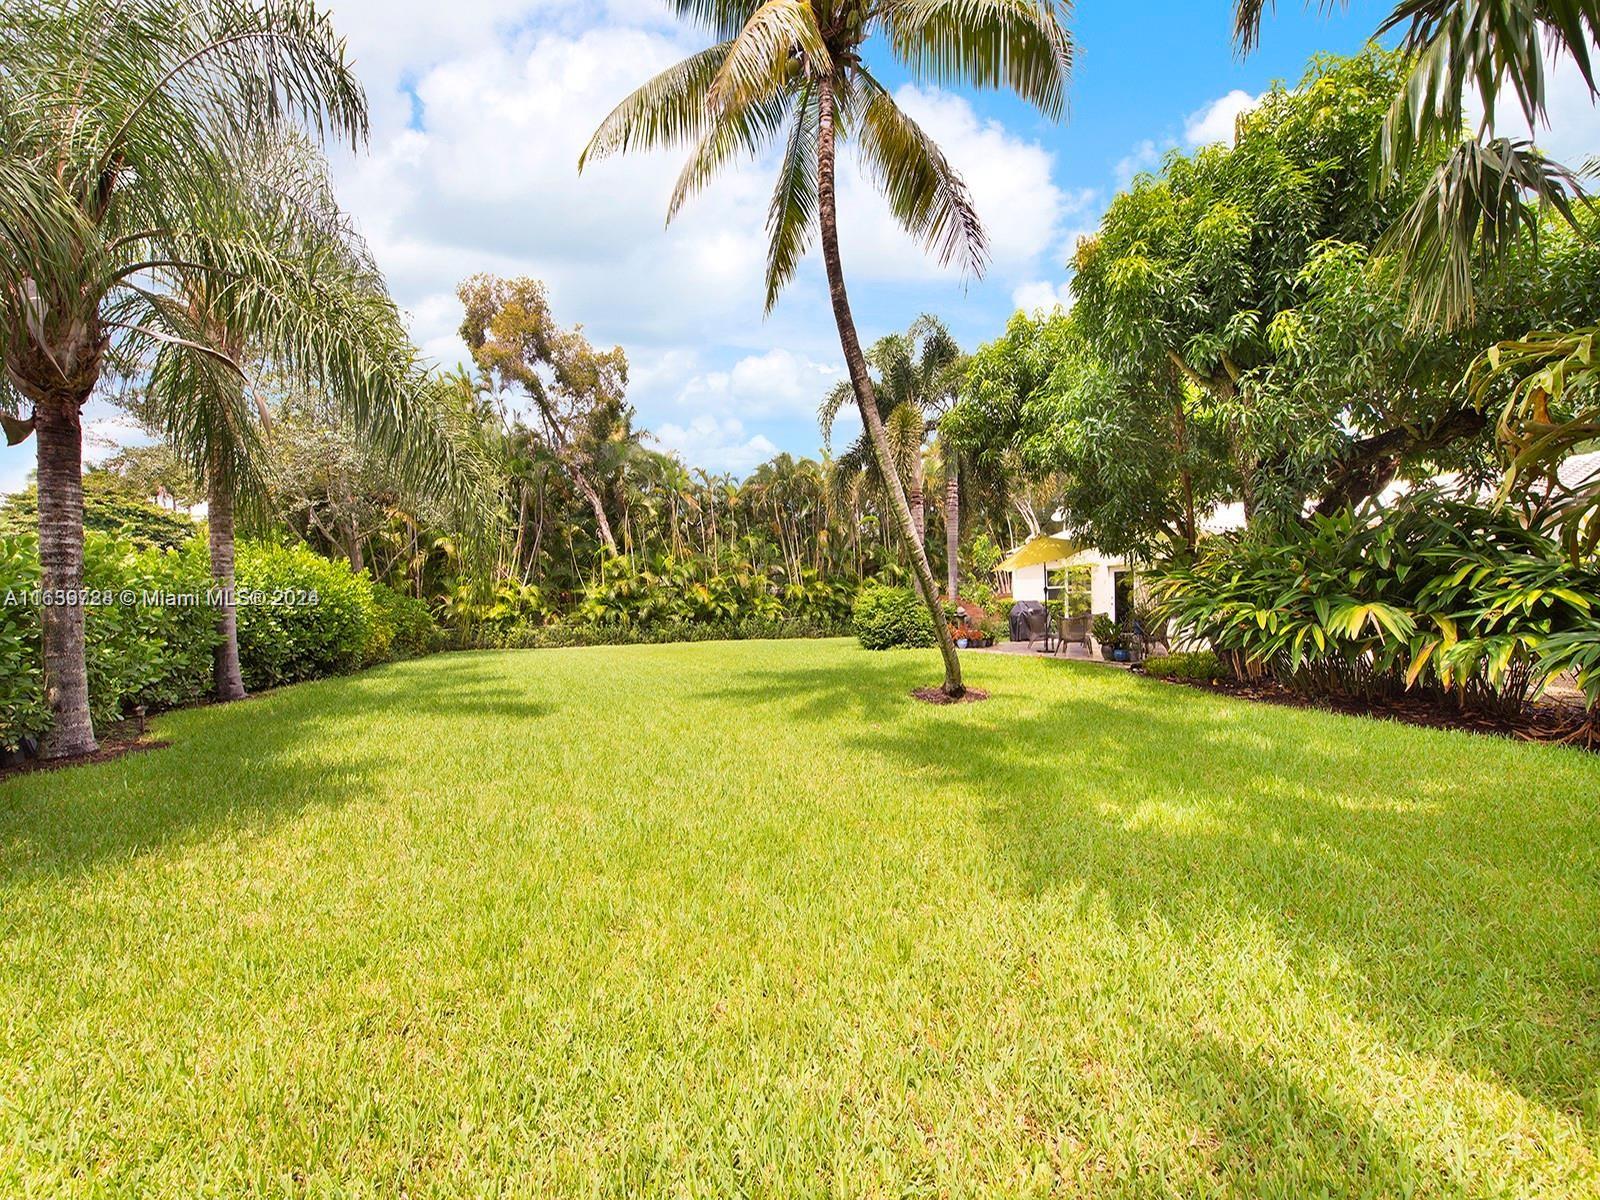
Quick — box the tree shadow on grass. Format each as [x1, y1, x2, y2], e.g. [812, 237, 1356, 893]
[1133, 1031, 1513, 1196]
[0, 658, 552, 888]
[691, 658, 1600, 1121]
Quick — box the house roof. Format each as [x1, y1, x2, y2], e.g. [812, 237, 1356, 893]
[1557, 450, 1600, 491]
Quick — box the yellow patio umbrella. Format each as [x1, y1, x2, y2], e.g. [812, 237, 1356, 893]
[997, 534, 1079, 572]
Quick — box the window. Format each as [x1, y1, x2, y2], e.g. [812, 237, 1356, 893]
[1045, 565, 1092, 616]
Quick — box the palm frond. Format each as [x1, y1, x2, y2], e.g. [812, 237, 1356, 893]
[579, 41, 733, 170]
[1380, 136, 1583, 329]
[1232, 1, 1346, 55]
[818, 378, 855, 449]
[668, 88, 795, 221]
[664, 0, 766, 38]
[708, 0, 827, 114]
[884, 0, 1073, 118]
[763, 78, 820, 311]
[853, 71, 989, 279]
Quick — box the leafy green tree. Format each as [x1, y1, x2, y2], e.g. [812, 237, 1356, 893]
[0, 0, 366, 757]
[97, 443, 202, 513]
[0, 472, 198, 552]
[945, 311, 1235, 560]
[1071, 48, 1597, 528]
[581, 0, 1074, 698]
[458, 275, 631, 555]
[1073, 49, 1418, 520]
[1234, 0, 1596, 329]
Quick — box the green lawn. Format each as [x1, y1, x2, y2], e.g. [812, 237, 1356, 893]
[2, 640, 1597, 1197]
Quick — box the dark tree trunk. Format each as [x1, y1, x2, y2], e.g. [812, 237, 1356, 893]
[817, 74, 964, 697]
[1169, 369, 1198, 555]
[344, 510, 365, 574]
[207, 459, 246, 703]
[945, 454, 960, 600]
[33, 396, 98, 757]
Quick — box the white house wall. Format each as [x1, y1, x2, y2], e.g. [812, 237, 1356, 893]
[1006, 551, 1129, 619]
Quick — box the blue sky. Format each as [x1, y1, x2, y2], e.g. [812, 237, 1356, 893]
[5, 0, 1593, 492]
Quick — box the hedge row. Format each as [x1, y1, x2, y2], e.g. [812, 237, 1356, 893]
[0, 533, 441, 750]
[470, 616, 852, 651]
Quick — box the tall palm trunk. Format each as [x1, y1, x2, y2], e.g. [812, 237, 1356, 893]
[818, 74, 963, 697]
[33, 394, 98, 757]
[207, 454, 247, 703]
[945, 453, 959, 600]
[511, 482, 531, 574]
[909, 454, 926, 548]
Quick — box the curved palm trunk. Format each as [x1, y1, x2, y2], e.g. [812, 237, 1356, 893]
[818, 74, 963, 697]
[207, 458, 247, 703]
[945, 454, 960, 601]
[34, 395, 98, 757]
[909, 455, 926, 548]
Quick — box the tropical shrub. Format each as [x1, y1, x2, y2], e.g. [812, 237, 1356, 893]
[1142, 650, 1227, 684]
[0, 531, 446, 752]
[372, 583, 444, 660]
[853, 584, 936, 651]
[1149, 494, 1600, 715]
[1, 532, 219, 748]
[0, 536, 48, 747]
[478, 616, 850, 651]
[84, 535, 218, 719]
[0, 475, 198, 551]
[234, 542, 376, 691]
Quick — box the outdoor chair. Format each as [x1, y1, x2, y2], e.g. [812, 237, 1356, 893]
[1021, 604, 1051, 651]
[1058, 613, 1091, 654]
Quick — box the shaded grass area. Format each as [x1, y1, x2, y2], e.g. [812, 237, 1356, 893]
[1, 639, 1596, 1197]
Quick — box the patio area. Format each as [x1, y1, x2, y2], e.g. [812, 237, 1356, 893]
[973, 638, 1134, 666]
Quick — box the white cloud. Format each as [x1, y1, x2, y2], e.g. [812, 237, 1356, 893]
[82, 415, 151, 465]
[1184, 89, 1260, 147]
[334, 24, 775, 364]
[653, 416, 779, 475]
[839, 87, 1068, 280]
[675, 349, 842, 420]
[1114, 139, 1163, 187]
[1012, 280, 1074, 314]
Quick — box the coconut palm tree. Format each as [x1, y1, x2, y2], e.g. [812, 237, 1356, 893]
[581, 1, 1072, 698]
[0, 0, 368, 757]
[1234, 0, 1597, 328]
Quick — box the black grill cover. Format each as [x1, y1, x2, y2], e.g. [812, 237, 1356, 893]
[1009, 600, 1045, 642]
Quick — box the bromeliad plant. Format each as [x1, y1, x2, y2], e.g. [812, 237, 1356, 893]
[1149, 492, 1600, 715]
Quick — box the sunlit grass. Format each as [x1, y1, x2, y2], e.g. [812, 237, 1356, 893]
[2, 639, 1596, 1196]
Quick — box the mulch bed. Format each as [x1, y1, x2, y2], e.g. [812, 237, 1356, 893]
[911, 686, 991, 705]
[1153, 673, 1598, 751]
[0, 719, 170, 780]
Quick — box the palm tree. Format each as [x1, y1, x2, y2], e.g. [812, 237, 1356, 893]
[820, 314, 965, 577]
[581, 1, 1072, 697]
[139, 139, 485, 703]
[0, 0, 371, 756]
[1234, 0, 1597, 328]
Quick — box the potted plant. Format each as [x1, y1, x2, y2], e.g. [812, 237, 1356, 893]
[1092, 613, 1118, 660]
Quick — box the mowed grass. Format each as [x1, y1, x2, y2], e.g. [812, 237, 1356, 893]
[1, 640, 1597, 1198]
